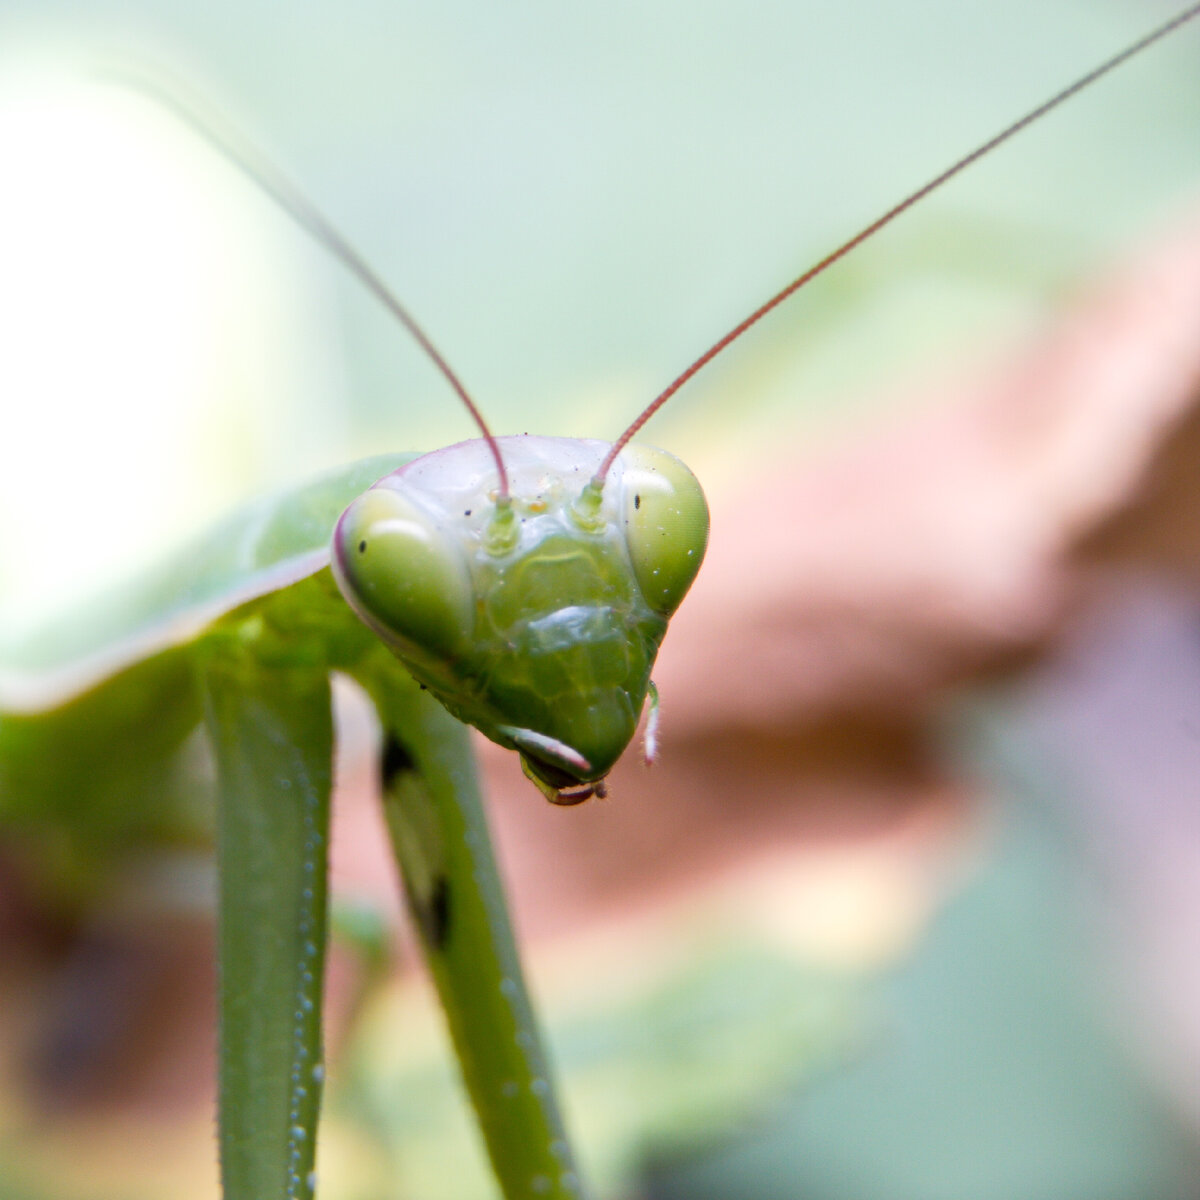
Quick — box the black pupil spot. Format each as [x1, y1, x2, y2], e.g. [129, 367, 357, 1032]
[634, 494, 641, 510]
[464, 509, 472, 516]
[358, 540, 367, 553]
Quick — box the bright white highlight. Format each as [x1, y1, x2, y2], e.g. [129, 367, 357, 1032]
[0, 72, 339, 634]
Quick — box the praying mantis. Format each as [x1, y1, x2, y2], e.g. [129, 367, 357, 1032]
[1, 3, 1199, 1198]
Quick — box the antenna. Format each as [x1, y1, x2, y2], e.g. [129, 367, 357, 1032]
[96, 67, 511, 502]
[594, 0, 1200, 485]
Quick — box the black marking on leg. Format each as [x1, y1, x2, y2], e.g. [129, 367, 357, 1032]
[414, 875, 451, 950]
[381, 734, 416, 790]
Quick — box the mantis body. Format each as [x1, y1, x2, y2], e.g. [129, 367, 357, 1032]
[1, 4, 1199, 1198]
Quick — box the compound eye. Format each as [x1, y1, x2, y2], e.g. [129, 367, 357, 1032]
[333, 485, 473, 659]
[618, 444, 709, 617]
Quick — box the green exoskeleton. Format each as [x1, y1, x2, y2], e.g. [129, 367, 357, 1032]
[333, 437, 706, 802]
[2, 5, 1199, 1199]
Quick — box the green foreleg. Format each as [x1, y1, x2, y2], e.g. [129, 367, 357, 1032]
[355, 655, 589, 1200]
[202, 651, 333, 1200]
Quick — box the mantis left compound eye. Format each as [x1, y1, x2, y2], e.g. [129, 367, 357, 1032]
[333, 486, 475, 664]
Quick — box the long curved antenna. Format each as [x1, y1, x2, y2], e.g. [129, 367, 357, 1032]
[595, 0, 1200, 485]
[96, 66, 511, 501]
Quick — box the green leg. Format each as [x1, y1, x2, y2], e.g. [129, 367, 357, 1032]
[202, 652, 333, 1200]
[355, 656, 589, 1200]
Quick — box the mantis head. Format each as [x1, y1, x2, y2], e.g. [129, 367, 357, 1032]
[331, 436, 708, 802]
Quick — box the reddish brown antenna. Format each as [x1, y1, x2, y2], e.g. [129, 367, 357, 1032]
[594, 0, 1200, 486]
[99, 69, 511, 502]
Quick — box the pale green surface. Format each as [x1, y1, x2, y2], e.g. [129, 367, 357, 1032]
[204, 653, 333, 1200]
[0, 453, 410, 683]
[360, 650, 589, 1200]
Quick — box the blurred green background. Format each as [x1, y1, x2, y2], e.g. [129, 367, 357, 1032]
[1, 2, 1199, 1199]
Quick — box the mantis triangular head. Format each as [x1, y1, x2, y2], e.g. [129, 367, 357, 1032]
[332, 436, 707, 802]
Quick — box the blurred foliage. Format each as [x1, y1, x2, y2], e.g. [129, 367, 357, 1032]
[332, 934, 864, 1200]
[644, 802, 1200, 1200]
